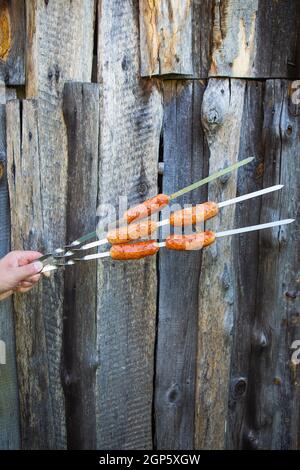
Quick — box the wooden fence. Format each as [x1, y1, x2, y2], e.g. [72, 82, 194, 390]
[0, 0, 300, 450]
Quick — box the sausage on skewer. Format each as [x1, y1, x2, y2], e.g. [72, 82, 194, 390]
[107, 202, 217, 244]
[41, 219, 295, 272]
[110, 231, 215, 260]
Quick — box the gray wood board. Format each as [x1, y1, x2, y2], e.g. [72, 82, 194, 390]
[226, 81, 265, 449]
[154, 79, 209, 450]
[62, 82, 100, 449]
[0, 92, 20, 449]
[95, 0, 163, 449]
[139, 0, 300, 79]
[240, 80, 300, 450]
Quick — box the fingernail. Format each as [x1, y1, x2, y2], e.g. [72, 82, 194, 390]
[33, 261, 43, 272]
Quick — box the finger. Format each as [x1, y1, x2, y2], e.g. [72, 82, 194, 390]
[43, 271, 51, 278]
[10, 261, 44, 284]
[17, 251, 44, 266]
[14, 286, 34, 294]
[25, 274, 42, 283]
[17, 281, 34, 288]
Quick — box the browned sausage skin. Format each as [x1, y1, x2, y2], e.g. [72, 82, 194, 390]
[123, 194, 170, 224]
[107, 220, 157, 244]
[165, 230, 216, 251]
[170, 202, 218, 226]
[110, 240, 159, 260]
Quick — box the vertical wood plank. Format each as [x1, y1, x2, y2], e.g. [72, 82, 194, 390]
[0, 0, 25, 85]
[208, 0, 300, 79]
[192, 0, 214, 79]
[26, 0, 95, 98]
[139, 0, 193, 77]
[226, 81, 264, 449]
[255, 1, 300, 78]
[6, 0, 95, 449]
[154, 80, 208, 449]
[96, 0, 163, 449]
[62, 82, 100, 449]
[209, 0, 258, 78]
[0, 87, 20, 449]
[195, 78, 246, 449]
[7, 99, 65, 449]
[243, 80, 300, 450]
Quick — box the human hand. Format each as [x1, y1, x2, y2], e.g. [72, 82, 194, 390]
[0, 251, 45, 300]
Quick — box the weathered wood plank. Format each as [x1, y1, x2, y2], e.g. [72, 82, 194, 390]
[241, 80, 300, 450]
[62, 82, 100, 449]
[209, 0, 258, 78]
[194, 78, 246, 449]
[96, 0, 163, 449]
[0, 0, 25, 85]
[140, 1, 300, 79]
[226, 81, 264, 449]
[154, 79, 208, 449]
[139, 0, 193, 77]
[208, 0, 300, 78]
[6, 0, 95, 449]
[7, 99, 65, 449]
[26, 0, 95, 98]
[254, 2, 300, 78]
[0, 87, 20, 449]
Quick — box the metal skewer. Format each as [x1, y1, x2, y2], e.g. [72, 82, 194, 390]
[45, 156, 254, 258]
[41, 218, 294, 273]
[65, 184, 283, 255]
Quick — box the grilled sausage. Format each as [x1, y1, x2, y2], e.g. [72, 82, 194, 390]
[107, 220, 158, 244]
[110, 240, 159, 260]
[170, 202, 218, 226]
[165, 230, 216, 251]
[123, 194, 170, 224]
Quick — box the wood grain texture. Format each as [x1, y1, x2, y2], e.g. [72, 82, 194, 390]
[0, 87, 20, 449]
[154, 79, 208, 449]
[0, 0, 25, 85]
[207, 0, 300, 78]
[6, 99, 66, 449]
[139, 0, 193, 77]
[96, 0, 163, 449]
[140, 0, 300, 79]
[209, 0, 258, 78]
[6, 0, 96, 449]
[241, 81, 300, 450]
[62, 82, 100, 449]
[195, 78, 246, 449]
[226, 81, 264, 449]
[26, 0, 95, 98]
[254, 1, 300, 78]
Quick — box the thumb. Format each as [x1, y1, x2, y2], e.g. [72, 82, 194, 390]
[11, 261, 44, 284]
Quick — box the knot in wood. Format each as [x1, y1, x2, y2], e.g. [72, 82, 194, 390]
[233, 377, 247, 398]
[166, 383, 180, 404]
[244, 429, 259, 449]
[252, 328, 269, 350]
[220, 173, 230, 185]
[137, 181, 149, 196]
[285, 290, 297, 300]
[202, 106, 223, 130]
